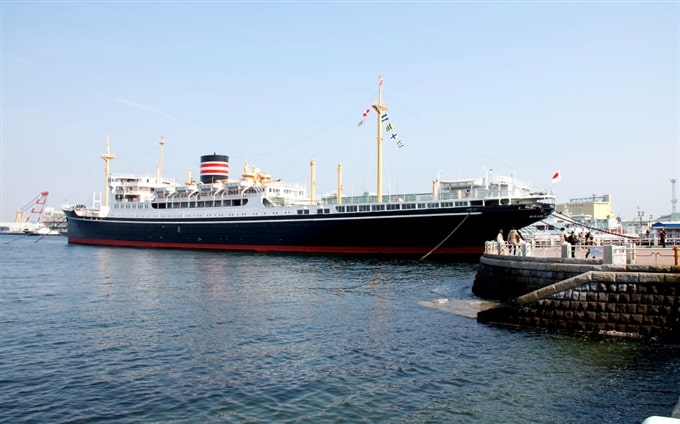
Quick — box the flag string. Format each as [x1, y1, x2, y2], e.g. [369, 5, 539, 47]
[357, 109, 405, 148]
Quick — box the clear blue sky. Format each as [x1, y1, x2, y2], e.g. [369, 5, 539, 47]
[2, 1, 678, 223]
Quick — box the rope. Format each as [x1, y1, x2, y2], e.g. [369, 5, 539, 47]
[4, 234, 28, 244]
[420, 212, 471, 261]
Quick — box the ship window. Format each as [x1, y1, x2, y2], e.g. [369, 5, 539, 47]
[455, 201, 468, 207]
[359, 205, 370, 212]
[372, 204, 385, 211]
[387, 204, 400, 210]
[347, 206, 357, 212]
[417, 203, 427, 209]
[403, 203, 415, 210]
[428, 202, 439, 208]
[336, 206, 345, 213]
[441, 202, 453, 207]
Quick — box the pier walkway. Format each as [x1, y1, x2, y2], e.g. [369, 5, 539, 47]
[487, 241, 679, 267]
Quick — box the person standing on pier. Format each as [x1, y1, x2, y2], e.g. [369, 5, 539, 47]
[567, 231, 577, 258]
[507, 227, 520, 255]
[496, 229, 506, 255]
[585, 232, 594, 258]
[659, 229, 667, 248]
[560, 228, 568, 244]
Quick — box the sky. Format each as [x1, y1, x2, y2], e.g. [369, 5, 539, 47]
[1, 1, 678, 224]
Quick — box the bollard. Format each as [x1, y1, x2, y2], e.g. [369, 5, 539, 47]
[675, 246, 679, 266]
[626, 243, 636, 265]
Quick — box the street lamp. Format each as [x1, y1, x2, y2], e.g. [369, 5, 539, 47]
[637, 206, 645, 232]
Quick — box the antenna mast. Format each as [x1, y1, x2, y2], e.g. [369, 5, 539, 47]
[371, 76, 388, 203]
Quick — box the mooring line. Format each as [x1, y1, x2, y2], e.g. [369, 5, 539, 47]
[420, 212, 471, 261]
[4, 234, 28, 244]
[547, 211, 638, 240]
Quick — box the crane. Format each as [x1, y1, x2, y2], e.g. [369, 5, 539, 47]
[15, 191, 49, 223]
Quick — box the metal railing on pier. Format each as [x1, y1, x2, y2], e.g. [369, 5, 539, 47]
[485, 240, 679, 266]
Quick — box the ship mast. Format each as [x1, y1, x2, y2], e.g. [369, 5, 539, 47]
[101, 135, 115, 208]
[337, 163, 343, 205]
[371, 76, 388, 203]
[310, 159, 316, 204]
[157, 136, 165, 183]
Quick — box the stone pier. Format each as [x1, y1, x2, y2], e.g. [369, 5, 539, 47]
[473, 254, 679, 341]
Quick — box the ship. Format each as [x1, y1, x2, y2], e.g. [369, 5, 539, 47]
[63, 78, 555, 258]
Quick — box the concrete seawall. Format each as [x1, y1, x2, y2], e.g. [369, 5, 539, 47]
[473, 254, 680, 341]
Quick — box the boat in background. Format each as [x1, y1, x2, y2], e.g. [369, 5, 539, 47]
[64, 78, 555, 258]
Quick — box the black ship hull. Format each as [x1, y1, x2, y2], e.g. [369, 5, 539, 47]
[65, 202, 553, 258]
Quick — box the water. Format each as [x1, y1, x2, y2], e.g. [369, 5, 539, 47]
[1, 235, 678, 423]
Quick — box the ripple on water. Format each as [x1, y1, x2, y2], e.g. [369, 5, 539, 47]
[0, 239, 678, 423]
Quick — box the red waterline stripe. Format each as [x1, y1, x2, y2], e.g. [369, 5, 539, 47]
[67, 237, 483, 255]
